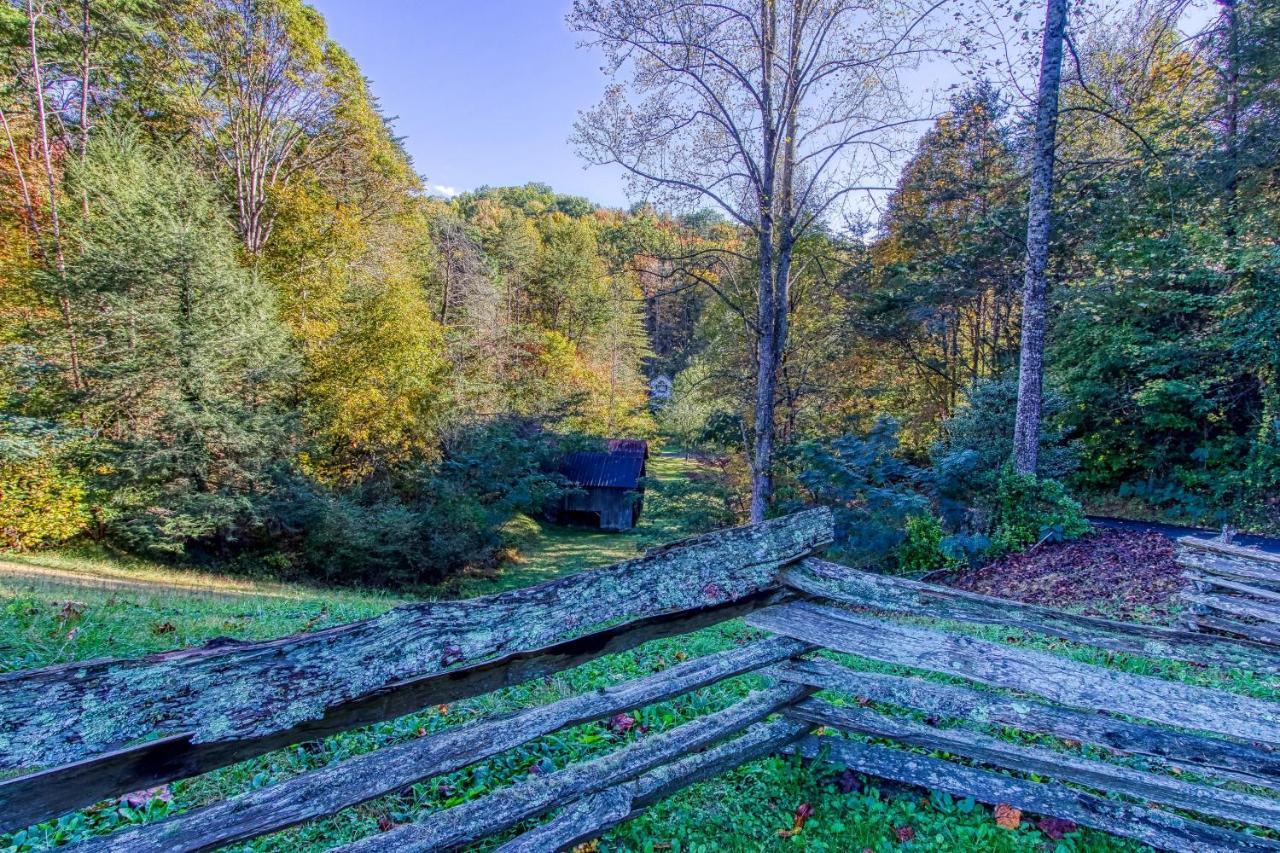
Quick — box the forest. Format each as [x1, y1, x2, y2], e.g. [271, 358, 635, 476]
[3, 2, 1280, 852]
[0, 0, 1276, 591]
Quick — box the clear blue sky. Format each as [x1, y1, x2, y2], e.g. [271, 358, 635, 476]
[310, 0, 630, 206]
[309, 1, 1215, 213]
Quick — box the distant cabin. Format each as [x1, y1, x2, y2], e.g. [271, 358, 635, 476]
[557, 440, 648, 531]
[649, 375, 673, 402]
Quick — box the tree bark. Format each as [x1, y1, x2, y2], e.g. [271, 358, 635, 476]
[1011, 0, 1068, 475]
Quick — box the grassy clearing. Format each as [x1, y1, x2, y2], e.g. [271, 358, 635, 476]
[445, 452, 702, 596]
[5, 455, 1267, 851]
[0, 548, 404, 673]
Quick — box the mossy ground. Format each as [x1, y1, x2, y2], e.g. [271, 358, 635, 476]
[2, 459, 1271, 851]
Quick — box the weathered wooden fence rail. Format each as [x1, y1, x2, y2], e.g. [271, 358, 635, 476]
[1180, 535, 1280, 645]
[2, 508, 1278, 852]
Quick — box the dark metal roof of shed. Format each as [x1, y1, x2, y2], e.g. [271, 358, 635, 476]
[561, 451, 645, 489]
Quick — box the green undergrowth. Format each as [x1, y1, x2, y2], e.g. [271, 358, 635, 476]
[3, 491, 1276, 850]
[2, 615, 1159, 853]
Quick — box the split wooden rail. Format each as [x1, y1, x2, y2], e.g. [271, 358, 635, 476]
[1180, 535, 1280, 645]
[2, 508, 1278, 852]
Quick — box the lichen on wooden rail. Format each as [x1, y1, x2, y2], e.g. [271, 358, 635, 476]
[796, 737, 1280, 852]
[335, 685, 812, 853]
[790, 698, 1280, 829]
[786, 558, 1280, 674]
[0, 507, 832, 773]
[774, 658, 1280, 787]
[68, 638, 811, 853]
[749, 601, 1280, 744]
[495, 717, 812, 853]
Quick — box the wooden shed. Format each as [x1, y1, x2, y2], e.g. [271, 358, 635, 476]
[557, 440, 648, 531]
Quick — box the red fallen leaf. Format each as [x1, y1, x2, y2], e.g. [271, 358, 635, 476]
[58, 601, 85, 621]
[377, 815, 395, 832]
[608, 712, 636, 734]
[894, 824, 915, 843]
[415, 727, 428, 737]
[435, 704, 450, 714]
[120, 785, 171, 810]
[441, 645, 464, 667]
[776, 802, 813, 838]
[151, 621, 176, 636]
[1038, 816, 1078, 839]
[994, 803, 1022, 829]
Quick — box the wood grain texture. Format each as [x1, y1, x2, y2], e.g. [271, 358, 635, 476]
[787, 558, 1280, 673]
[1179, 537, 1280, 570]
[1187, 614, 1280, 646]
[797, 736, 1280, 852]
[66, 638, 811, 852]
[0, 509, 830, 775]
[335, 685, 811, 853]
[748, 601, 1280, 744]
[495, 718, 811, 853]
[773, 658, 1280, 786]
[0, 588, 790, 834]
[790, 698, 1280, 829]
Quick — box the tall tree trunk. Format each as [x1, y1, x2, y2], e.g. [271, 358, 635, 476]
[749, 0, 779, 524]
[28, 0, 84, 392]
[751, 238, 778, 524]
[1011, 0, 1068, 475]
[1219, 0, 1240, 248]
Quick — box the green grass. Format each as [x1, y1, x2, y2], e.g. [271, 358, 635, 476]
[4, 455, 1270, 851]
[0, 548, 405, 673]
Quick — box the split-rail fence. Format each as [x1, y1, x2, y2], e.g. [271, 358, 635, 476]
[2, 508, 1278, 851]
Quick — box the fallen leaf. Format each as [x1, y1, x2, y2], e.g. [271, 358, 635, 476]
[435, 704, 450, 714]
[58, 601, 86, 621]
[608, 712, 636, 734]
[377, 815, 395, 832]
[1037, 816, 1077, 839]
[894, 824, 915, 843]
[777, 802, 813, 838]
[994, 803, 1022, 829]
[151, 621, 176, 636]
[571, 841, 599, 853]
[120, 785, 171, 810]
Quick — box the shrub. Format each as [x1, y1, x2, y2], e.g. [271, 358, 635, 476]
[931, 374, 1077, 526]
[988, 463, 1089, 556]
[498, 513, 543, 551]
[276, 419, 569, 587]
[0, 455, 89, 550]
[787, 417, 930, 568]
[894, 514, 946, 573]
